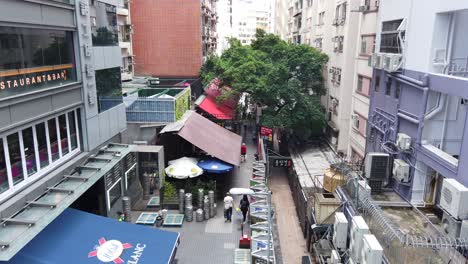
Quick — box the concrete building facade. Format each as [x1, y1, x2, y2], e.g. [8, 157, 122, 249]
[366, 0, 468, 205]
[0, 0, 126, 260]
[131, 0, 218, 77]
[117, 0, 134, 81]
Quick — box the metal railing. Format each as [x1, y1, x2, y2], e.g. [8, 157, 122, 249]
[448, 57, 468, 77]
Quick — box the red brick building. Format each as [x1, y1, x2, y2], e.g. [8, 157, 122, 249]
[131, 0, 218, 78]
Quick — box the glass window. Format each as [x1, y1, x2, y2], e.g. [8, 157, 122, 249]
[357, 76, 363, 92]
[48, 118, 60, 162]
[90, 1, 118, 46]
[36, 122, 50, 168]
[68, 111, 78, 151]
[7, 133, 23, 185]
[96, 67, 123, 112]
[108, 179, 122, 210]
[375, 75, 380, 92]
[0, 27, 76, 99]
[380, 19, 404, 54]
[0, 139, 8, 194]
[58, 114, 69, 156]
[22, 127, 37, 176]
[385, 79, 392, 96]
[395, 82, 401, 99]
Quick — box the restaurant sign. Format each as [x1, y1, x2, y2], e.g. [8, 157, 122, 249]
[88, 237, 146, 264]
[260, 126, 273, 142]
[0, 64, 73, 91]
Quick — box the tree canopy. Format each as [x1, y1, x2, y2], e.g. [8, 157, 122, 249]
[200, 29, 329, 139]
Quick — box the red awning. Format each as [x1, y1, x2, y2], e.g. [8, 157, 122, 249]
[197, 79, 238, 120]
[178, 112, 242, 165]
[198, 96, 235, 120]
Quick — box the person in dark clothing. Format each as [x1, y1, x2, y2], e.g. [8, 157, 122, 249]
[239, 195, 250, 223]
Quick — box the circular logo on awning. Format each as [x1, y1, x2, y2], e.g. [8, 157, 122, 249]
[97, 240, 124, 262]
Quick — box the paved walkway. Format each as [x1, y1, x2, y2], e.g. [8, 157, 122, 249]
[270, 167, 308, 264]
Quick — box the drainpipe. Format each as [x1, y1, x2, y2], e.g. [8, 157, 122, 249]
[440, 95, 450, 150]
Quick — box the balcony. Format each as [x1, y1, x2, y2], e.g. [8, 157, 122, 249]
[447, 57, 468, 78]
[116, 7, 129, 16]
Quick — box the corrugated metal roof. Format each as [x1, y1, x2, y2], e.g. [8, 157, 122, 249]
[160, 110, 194, 134]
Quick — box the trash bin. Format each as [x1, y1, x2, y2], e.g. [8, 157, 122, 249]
[156, 215, 164, 227]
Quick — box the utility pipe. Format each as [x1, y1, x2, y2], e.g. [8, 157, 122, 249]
[440, 95, 450, 150]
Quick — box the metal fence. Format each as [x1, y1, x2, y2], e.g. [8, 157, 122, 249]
[343, 173, 468, 264]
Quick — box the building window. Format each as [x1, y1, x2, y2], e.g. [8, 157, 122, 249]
[68, 112, 78, 151]
[318, 12, 325, 25]
[22, 127, 37, 177]
[341, 3, 347, 24]
[315, 38, 323, 50]
[0, 27, 76, 99]
[36, 123, 50, 168]
[48, 118, 60, 162]
[7, 133, 23, 185]
[395, 82, 401, 99]
[357, 75, 371, 96]
[333, 36, 344, 53]
[375, 75, 380, 92]
[352, 113, 367, 137]
[360, 35, 376, 56]
[58, 114, 69, 156]
[330, 67, 342, 85]
[90, 1, 118, 46]
[380, 19, 405, 54]
[96, 67, 122, 113]
[385, 78, 392, 95]
[307, 0, 313, 7]
[107, 179, 122, 210]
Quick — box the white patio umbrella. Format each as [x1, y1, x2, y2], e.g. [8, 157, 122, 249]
[165, 157, 203, 179]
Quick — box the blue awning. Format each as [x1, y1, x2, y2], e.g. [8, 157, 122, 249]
[6, 208, 179, 264]
[198, 158, 234, 174]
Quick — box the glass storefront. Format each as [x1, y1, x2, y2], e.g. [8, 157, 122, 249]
[0, 109, 81, 198]
[0, 27, 76, 99]
[90, 1, 118, 46]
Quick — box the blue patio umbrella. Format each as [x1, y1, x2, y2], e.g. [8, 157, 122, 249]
[198, 158, 234, 174]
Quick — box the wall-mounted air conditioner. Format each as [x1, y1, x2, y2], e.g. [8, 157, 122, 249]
[392, 159, 410, 183]
[439, 178, 468, 220]
[396, 133, 411, 150]
[361, 234, 383, 264]
[364, 153, 390, 179]
[383, 54, 403, 72]
[442, 210, 462, 239]
[351, 114, 359, 130]
[358, 5, 370, 12]
[371, 53, 383, 69]
[349, 216, 370, 263]
[332, 212, 348, 250]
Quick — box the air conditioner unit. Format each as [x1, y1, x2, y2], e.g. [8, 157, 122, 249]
[351, 114, 359, 130]
[358, 5, 370, 12]
[442, 210, 462, 239]
[364, 153, 390, 179]
[460, 220, 468, 239]
[371, 53, 383, 69]
[383, 54, 403, 72]
[330, 250, 340, 264]
[358, 180, 371, 193]
[392, 159, 410, 183]
[396, 133, 411, 150]
[361, 234, 383, 264]
[439, 178, 468, 220]
[349, 216, 370, 263]
[332, 212, 348, 250]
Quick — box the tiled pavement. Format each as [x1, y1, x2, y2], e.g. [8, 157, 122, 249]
[129, 123, 309, 263]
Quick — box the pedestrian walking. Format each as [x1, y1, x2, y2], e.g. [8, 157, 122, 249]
[224, 192, 234, 222]
[239, 195, 250, 223]
[241, 143, 247, 162]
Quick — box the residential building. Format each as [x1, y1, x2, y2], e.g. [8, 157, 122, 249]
[0, 0, 126, 260]
[117, 0, 134, 81]
[367, 0, 468, 205]
[348, 1, 379, 162]
[131, 0, 218, 77]
[216, 0, 233, 55]
[274, 0, 289, 40]
[232, 0, 274, 46]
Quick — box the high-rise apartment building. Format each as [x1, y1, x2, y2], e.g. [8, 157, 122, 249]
[0, 0, 127, 260]
[117, 0, 134, 81]
[216, 0, 234, 55]
[131, 0, 218, 77]
[347, 1, 379, 161]
[277, 0, 364, 154]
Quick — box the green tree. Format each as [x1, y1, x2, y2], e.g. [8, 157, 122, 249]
[200, 30, 328, 139]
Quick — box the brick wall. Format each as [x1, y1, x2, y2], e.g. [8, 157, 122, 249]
[131, 0, 202, 77]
